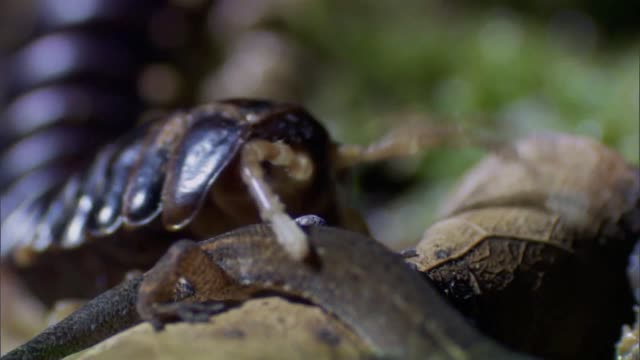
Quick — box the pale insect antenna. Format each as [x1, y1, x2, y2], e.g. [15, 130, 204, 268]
[240, 140, 310, 260]
[335, 115, 518, 169]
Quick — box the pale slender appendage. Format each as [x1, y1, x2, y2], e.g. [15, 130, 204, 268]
[240, 140, 313, 260]
[335, 121, 511, 169]
[239, 123, 511, 261]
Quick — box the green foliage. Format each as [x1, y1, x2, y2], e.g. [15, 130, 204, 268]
[280, 0, 639, 244]
[284, 1, 638, 162]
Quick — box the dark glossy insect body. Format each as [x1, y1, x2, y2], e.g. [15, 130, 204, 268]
[1, 0, 176, 186]
[1, 99, 362, 305]
[0, 0, 214, 304]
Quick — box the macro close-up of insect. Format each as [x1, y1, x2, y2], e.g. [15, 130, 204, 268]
[2, 96, 457, 303]
[1, 0, 639, 360]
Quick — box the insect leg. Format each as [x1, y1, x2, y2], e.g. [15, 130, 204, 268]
[335, 121, 513, 169]
[240, 140, 312, 261]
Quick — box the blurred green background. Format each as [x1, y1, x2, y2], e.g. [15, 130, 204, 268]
[217, 0, 638, 245]
[1, 0, 638, 245]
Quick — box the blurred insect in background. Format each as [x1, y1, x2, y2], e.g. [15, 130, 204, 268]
[0, 0, 215, 302]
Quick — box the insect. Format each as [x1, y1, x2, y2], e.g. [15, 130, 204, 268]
[2, 95, 460, 306]
[1, 1, 156, 212]
[404, 132, 640, 359]
[0, 0, 462, 310]
[0, 0, 213, 304]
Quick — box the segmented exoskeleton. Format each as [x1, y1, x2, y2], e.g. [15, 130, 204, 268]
[1, 97, 373, 304]
[0, 1, 487, 313]
[0, 0, 212, 303]
[1, 0, 382, 306]
[2, 86, 462, 306]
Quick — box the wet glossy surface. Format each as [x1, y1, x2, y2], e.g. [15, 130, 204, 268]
[87, 138, 145, 237]
[1, 99, 344, 306]
[162, 112, 248, 229]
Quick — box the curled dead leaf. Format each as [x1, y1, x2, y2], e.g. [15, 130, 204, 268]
[406, 132, 639, 359]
